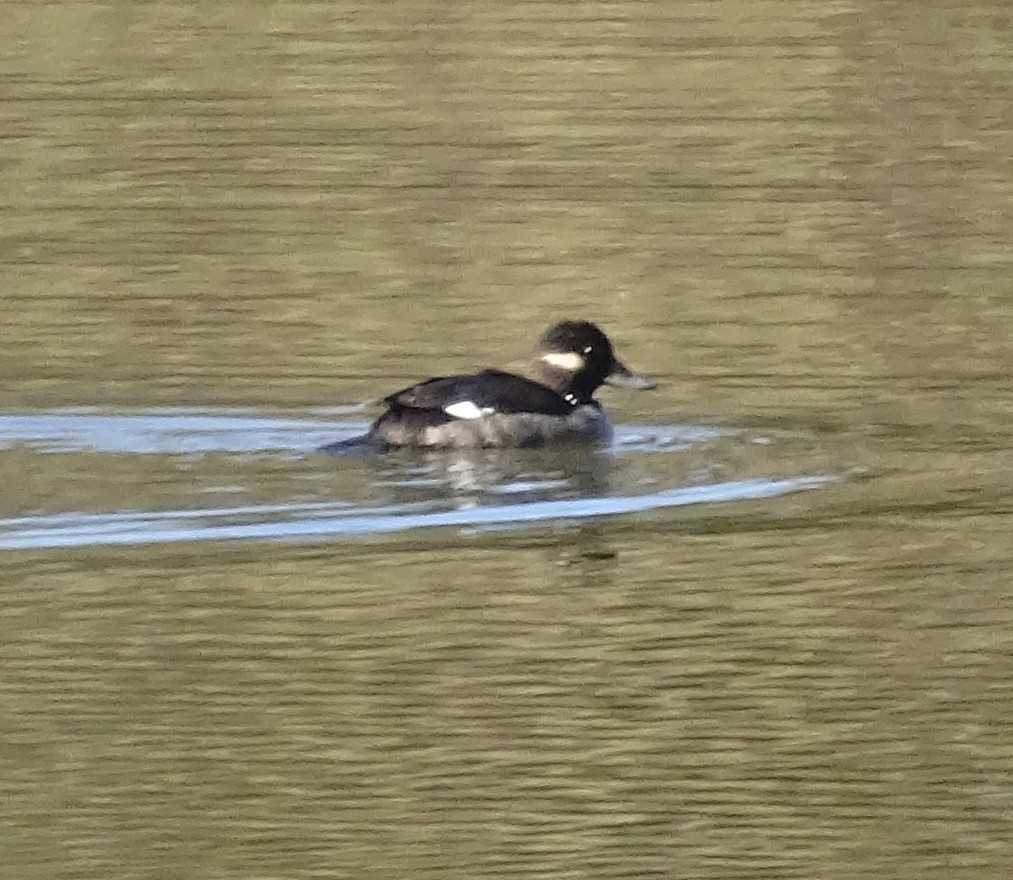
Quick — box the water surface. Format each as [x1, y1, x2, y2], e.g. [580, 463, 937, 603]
[2, 2, 1012, 878]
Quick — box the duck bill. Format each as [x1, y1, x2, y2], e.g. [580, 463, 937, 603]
[605, 358, 656, 390]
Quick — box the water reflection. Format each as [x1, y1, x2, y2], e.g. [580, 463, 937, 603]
[373, 445, 614, 505]
[0, 410, 832, 550]
[0, 475, 833, 551]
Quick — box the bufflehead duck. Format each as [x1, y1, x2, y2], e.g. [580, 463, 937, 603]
[323, 320, 654, 451]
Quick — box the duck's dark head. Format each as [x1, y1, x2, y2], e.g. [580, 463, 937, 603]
[529, 320, 655, 403]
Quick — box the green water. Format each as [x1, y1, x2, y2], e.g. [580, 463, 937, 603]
[1, 2, 1011, 878]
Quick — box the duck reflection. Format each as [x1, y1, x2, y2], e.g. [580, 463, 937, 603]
[370, 444, 615, 511]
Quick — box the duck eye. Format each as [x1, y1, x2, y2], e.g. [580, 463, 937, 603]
[583, 345, 593, 354]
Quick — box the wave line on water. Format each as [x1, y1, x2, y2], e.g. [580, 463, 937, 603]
[0, 476, 833, 551]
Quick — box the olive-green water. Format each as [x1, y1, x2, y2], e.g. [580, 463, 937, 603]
[2, 2, 1012, 878]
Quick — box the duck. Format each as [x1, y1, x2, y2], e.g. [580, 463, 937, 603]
[321, 319, 654, 451]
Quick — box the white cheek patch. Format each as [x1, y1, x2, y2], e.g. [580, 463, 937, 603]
[541, 351, 585, 372]
[444, 401, 494, 420]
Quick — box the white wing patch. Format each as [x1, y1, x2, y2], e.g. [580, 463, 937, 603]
[444, 400, 495, 420]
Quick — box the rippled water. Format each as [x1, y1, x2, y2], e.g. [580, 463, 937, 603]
[3, 1, 1012, 878]
[0, 410, 833, 550]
